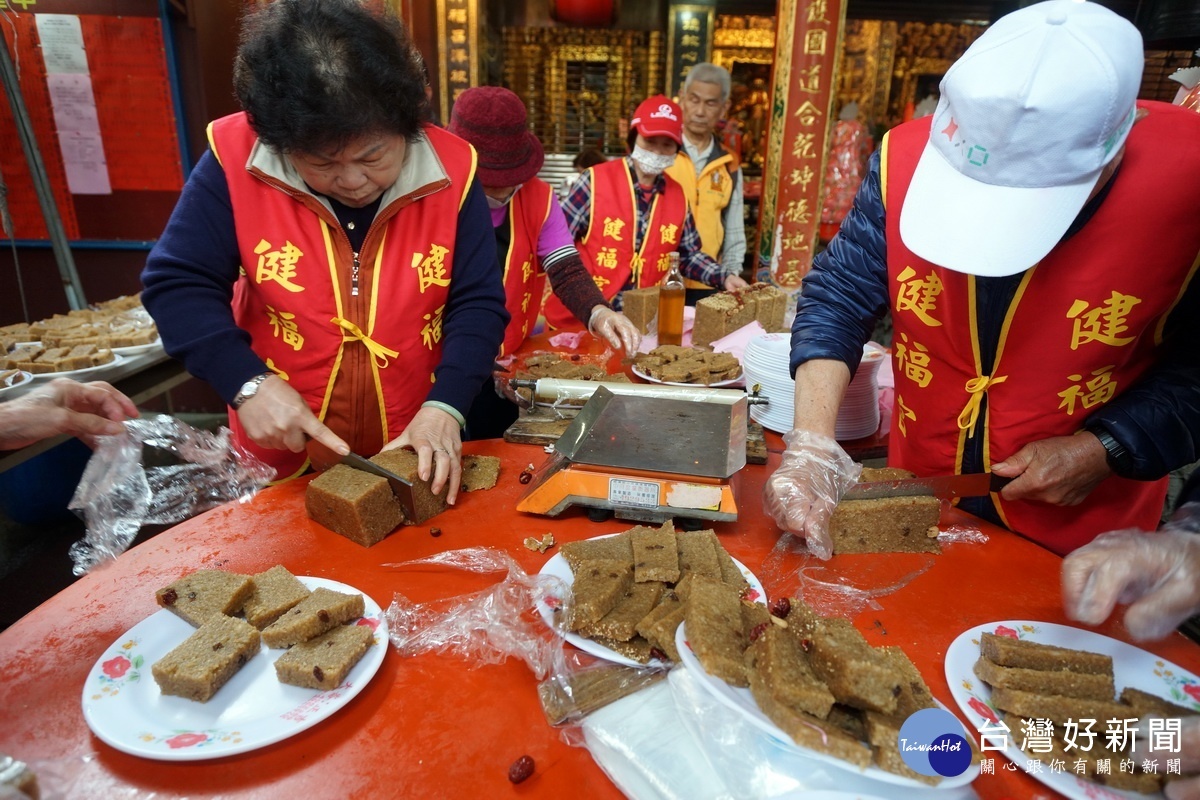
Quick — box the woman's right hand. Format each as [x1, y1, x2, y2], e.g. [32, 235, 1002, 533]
[235, 375, 349, 455]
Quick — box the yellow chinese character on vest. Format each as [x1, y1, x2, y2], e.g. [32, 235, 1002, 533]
[895, 394, 917, 437]
[602, 217, 626, 241]
[412, 244, 452, 293]
[659, 223, 679, 245]
[895, 266, 944, 327]
[1067, 291, 1141, 350]
[421, 304, 446, 349]
[265, 305, 304, 351]
[596, 247, 619, 270]
[521, 257, 534, 283]
[1057, 366, 1118, 415]
[895, 332, 933, 388]
[254, 239, 305, 292]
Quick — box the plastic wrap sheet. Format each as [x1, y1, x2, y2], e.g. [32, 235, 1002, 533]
[383, 546, 668, 726]
[67, 415, 274, 576]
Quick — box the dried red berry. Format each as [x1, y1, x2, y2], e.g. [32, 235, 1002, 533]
[649, 647, 668, 662]
[768, 597, 792, 619]
[749, 622, 769, 642]
[212, 642, 224, 651]
[430, 527, 442, 537]
[508, 755, 535, 784]
[518, 471, 533, 484]
[800, 638, 812, 652]
[313, 666, 324, 682]
[318, 609, 330, 623]
[161, 588, 178, 606]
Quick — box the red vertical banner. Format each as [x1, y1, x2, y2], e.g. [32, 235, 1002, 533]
[757, 0, 846, 291]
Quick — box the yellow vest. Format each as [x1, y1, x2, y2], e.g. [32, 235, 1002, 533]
[666, 145, 736, 289]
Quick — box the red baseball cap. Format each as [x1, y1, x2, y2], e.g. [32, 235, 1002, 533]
[630, 95, 683, 145]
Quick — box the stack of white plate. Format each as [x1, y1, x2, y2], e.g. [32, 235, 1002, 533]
[743, 333, 883, 439]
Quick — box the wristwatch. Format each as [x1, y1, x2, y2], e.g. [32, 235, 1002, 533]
[232, 372, 272, 409]
[1091, 427, 1132, 475]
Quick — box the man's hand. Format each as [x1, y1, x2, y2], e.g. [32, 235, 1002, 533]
[235, 375, 348, 456]
[991, 432, 1111, 506]
[588, 306, 642, 352]
[381, 405, 463, 503]
[723, 273, 749, 292]
[0, 378, 138, 449]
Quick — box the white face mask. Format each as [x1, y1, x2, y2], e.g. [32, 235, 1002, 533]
[631, 145, 675, 176]
[485, 185, 521, 209]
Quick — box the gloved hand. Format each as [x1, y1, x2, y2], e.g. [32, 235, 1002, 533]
[762, 428, 862, 560]
[1062, 512, 1200, 641]
[588, 306, 641, 353]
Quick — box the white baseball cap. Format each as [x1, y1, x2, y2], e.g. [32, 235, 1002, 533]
[899, 0, 1143, 277]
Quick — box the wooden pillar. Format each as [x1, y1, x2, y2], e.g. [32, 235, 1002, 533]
[756, 0, 847, 291]
[666, 2, 716, 98]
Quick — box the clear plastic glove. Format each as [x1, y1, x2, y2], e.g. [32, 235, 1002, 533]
[588, 306, 641, 353]
[1062, 516, 1200, 641]
[762, 428, 862, 560]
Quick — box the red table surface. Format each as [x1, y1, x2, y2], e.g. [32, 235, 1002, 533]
[2, 440, 1198, 799]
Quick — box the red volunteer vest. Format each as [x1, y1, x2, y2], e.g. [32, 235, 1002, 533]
[543, 158, 689, 330]
[210, 113, 476, 478]
[882, 101, 1200, 554]
[499, 178, 554, 356]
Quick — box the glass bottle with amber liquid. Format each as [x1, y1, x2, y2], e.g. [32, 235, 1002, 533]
[657, 252, 685, 346]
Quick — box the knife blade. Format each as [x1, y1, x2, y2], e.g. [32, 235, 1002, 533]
[340, 452, 417, 521]
[843, 472, 1012, 501]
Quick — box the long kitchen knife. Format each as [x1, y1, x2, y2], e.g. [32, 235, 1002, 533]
[843, 472, 1012, 501]
[340, 451, 417, 521]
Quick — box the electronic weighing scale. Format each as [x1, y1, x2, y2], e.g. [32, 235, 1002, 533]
[513, 379, 767, 524]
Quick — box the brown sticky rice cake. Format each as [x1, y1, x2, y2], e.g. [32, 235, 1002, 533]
[274, 623, 375, 690]
[560, 534, 634, 573]
[156, 569, 254, 627]
[580, 581, 665, 642]
[369, 449, 449, 524]
[460, 454, 501, 491]
[790, 603, 901, 714]
[980, 632, 1114, 675]
[989, 686, 1130, 724]
[567, 559, 634, 631]
[630, 521, 680, 583]
[261, 587, 366, 648]
[305, 465, 403, 546]
[242, 565, 311, 629]
[829, 494, 941, 554]
[620, 286, 659, 334]
[684, 576, 749, 687]
[973, 655, 1116, 701]
[636, 597, 683, 660]
[1119, 686, 1200, 719]
[675, 529, 722, 580]
[744, 626, 836, 719]
[151, 615, 261, 702]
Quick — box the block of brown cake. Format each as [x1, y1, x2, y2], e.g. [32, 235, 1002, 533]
[460, 454, 501, 491]
[685, 576, 750, 687]
[242, 565, 311, 629]
[274, 623, 374, 690]
[979, 632, 1114, 675]
[156, 570, 255, 627]
[590, 634, 654, 664]
[630, 522, 680, 583]
[620, 286, 659, 334]
[560, 534, 634, 573]
[636, 597, 683, 659]
[567, 559, 634, 631]
[990, 686, 1130, 724]
[829, 494, 942, 554]
[151, 615, 261, 702]
[797, 610, 901, 714]
[369, 449, 448, 524]
[676, 529, 722, 579]
[306, 464, 403, 546]
[864, 711, 943, 786]
[692, 283, 789, 348]
[261, 587, 366, 648]
[746, 626, 836, 719]
[1119, 686, 1200, 719]
[974, 655, 1115, 701]
[581, 581, 665, 642]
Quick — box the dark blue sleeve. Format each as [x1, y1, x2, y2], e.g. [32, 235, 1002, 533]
[789, 149, 890, 378]
[1084, 272, 1200, 479]
[140, 151, 268, 404]
[425, 177, 509, 415]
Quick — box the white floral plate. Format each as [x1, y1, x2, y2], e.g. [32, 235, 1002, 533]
[0, 370, 32, 394]
[676, 622, 979, 791]
[630, 363, 744, 389]
[81, 576, 387, 761]
[946, 620, 1200, 800]
[536, 533, 766, 667]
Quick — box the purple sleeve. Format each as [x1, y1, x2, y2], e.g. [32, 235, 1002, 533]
[537, 199, 576, 260]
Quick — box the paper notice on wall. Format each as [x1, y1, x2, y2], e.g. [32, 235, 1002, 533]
[36, 14, 111, 195]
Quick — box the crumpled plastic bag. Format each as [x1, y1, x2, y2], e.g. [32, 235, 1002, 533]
[67, 415, 274, 575]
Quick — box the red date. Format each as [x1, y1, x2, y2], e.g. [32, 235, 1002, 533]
[768, 597, 792, 619]
[508, 754, 535, 784]
[518, 470, 534, 484]
[430, 527, 442, 538]
[749, 621, 769, 642]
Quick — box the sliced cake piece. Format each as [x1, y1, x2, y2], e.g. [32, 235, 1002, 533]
[974, 655, 1115, 701]
[580, 581, 665, 642]
[1119, 686, 1200, 719]
[567, 559, 634, 632]
[791, 607, 901, 714]
[274, 623, 375, 690]
[560, 534, 634, 573]
[156, 569, 255, 627]
[152, 615, 261, 702]
[746, 625, 836, 719]
[306, 464, 403, 546]
[676, 529, 721, 580]
[242, 565, 311, 629]
[261, 587, 366, 648]
[990, 686, 1130, 724]
[684, 575, 749, 687]
[369, 449, 448, 524]
[980, 632, 1114, 675]
[630, 522, 680, 583]
[460, 454, 501, 491]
